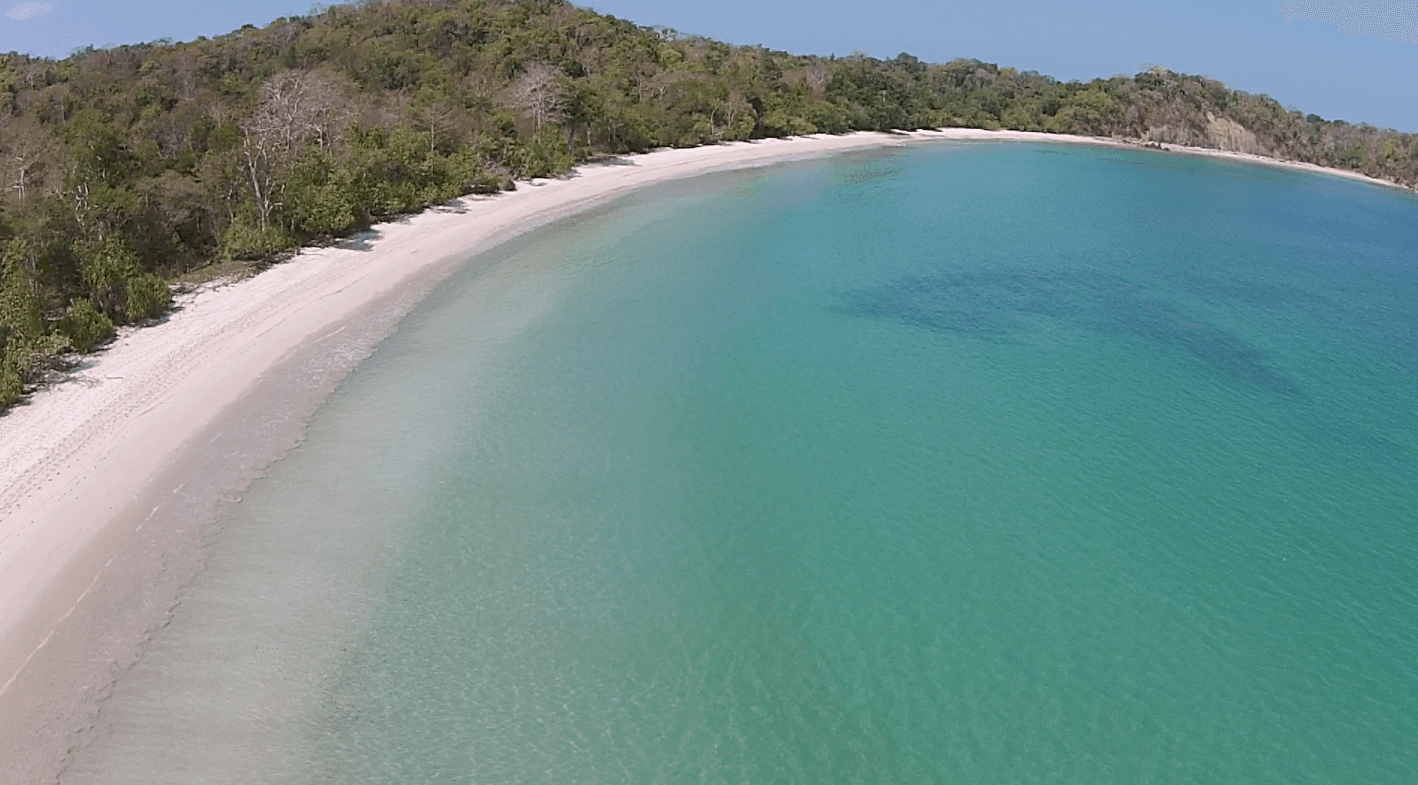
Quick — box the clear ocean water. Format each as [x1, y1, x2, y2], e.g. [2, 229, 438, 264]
[70, 143, 1418, 784]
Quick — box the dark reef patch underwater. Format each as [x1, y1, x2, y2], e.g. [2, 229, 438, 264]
[841, 270, 1305, 395]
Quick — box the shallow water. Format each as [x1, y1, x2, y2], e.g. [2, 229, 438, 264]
[70, 143, 1418, 783]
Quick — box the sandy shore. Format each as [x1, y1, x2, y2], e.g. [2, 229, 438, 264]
[0, 127, 1406, 780]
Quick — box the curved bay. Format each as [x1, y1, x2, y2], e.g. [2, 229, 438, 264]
[73, 144, 1418, 784]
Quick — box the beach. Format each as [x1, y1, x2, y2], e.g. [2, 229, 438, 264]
[0, 127, 1408, 781]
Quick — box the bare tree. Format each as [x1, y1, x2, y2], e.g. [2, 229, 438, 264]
[408, 85, 460, 152]
[508, 62, 566, 131]
[802, 64, 830, 94]
[0, 116, 53, 204]
[244, 69, 349, 152]
[710, 90, 753, 140]
[240, 69, 349, 230]
[646, 71, 680, 102]
[169, 51, 199, 104]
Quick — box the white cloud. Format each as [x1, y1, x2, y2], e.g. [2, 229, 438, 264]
[6, 2, 54, 20]
[1278, 1, 1418, 46]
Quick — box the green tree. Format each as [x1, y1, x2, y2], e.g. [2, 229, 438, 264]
[79, 235, 169, 323]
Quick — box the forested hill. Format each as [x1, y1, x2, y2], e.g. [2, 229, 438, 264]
[1, 0, 1415, 408]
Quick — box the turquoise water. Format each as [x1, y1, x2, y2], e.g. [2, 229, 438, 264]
[73, 144, 1418, 783]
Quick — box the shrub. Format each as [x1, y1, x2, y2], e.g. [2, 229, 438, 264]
[763, 109, 818, 137]
[220, 220, 295, 261]
[520, 126, 576, 179]
[449, 149, 502, 195]
[0, 359, 22, 408]
[126, 273, 171, 321]
[60, 298, 115, 353]
[287, 152, 366, 235]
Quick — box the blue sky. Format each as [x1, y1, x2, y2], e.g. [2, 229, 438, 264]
[3, 1, 1415, 132]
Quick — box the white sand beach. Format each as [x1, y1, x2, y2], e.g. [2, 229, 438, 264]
[0, 127, 1406, 780]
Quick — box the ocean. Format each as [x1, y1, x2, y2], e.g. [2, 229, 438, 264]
[67, 142, 1418, 783]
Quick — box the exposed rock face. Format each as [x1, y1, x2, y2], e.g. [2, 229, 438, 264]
[1142, 124, 1211, 147]
[1135, 114, 1267, 156]
[1205, 112, 1265, 155]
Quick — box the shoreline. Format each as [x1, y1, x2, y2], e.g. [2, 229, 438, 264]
[0, 127, 1406, 780]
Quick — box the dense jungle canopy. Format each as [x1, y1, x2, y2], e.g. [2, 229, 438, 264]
[2, 0, 1415, 407]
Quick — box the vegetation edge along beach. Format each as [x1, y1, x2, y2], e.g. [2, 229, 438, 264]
[3, 0, 1418, 411]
